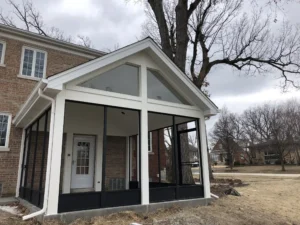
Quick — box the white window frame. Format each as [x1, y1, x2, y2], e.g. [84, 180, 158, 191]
[0, 40, 6, 66]
[19, 46, 47, 80]
[0, 112, 12, 151]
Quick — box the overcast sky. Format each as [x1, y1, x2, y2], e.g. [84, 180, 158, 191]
[2, 0, 300, 136]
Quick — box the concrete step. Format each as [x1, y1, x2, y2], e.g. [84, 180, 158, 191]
[0, 197, 18, 206]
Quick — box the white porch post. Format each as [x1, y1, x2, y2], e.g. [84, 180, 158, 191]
[140, 109, 149, 204]
[140, 63, 149, 205]
[198, 116, 211, 198]
[46, 92, 66, 215]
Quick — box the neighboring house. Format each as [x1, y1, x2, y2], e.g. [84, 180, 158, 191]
[210, 139, 246, 165]
[247, 141, 300, 165]
[0, 24, 218, 220]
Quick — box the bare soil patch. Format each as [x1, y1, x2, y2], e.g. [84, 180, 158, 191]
[0, 176, 299, 225]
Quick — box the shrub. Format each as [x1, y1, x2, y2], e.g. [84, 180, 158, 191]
[234, 161, 241, 166]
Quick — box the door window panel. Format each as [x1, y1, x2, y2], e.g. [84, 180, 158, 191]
[76, 141, 90, 175]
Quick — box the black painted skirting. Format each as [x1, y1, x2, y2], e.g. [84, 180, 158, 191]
[150, 185, 204, 203]
[58, 189, 141, 213]
[19, 187, 44, 208]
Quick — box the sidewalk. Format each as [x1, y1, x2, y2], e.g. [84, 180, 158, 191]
[213, 172, 300, 177]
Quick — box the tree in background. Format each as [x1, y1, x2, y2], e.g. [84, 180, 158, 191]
[212, 100, 300, 171]
[0, 0, 92, 47]
[210, 108, 243, 170]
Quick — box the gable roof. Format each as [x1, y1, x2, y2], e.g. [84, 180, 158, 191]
[45, 37, 218, 115]
[13, 38, 218, 127]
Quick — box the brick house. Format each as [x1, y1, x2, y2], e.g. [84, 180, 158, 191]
[247, 141, 300, 165]
[210, 139, 246, 165]
[0, 24, 218, 220]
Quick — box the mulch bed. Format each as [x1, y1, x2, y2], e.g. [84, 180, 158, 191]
[210, 178, 248, 198]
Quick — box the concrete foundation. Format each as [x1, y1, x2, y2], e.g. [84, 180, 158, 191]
[0, 197, 18, 206]
[44, 198, 211, 223]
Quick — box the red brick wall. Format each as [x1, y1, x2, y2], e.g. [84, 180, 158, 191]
[0, 35, 92, 197]
[104, 136, 126, 190]
[130, 131, 167, 183]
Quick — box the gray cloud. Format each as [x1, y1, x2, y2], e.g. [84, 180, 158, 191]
[2, 0, 300, 136]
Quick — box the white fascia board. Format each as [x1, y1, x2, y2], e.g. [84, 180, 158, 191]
[13, 79, 48, 126]
[147, 39, 218, 114]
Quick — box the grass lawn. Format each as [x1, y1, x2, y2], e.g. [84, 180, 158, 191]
[211, 164, 300, 174]
[1, 176, 300, 224]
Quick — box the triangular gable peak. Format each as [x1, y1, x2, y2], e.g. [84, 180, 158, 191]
[46, 38, 218, 115]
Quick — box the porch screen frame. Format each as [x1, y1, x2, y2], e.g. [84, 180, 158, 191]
[58, 101, 141, 213]
[19, 108, 50, 208]
[147, 111, 204, 203]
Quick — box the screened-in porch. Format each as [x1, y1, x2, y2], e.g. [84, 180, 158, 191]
[18, 100, 204, 213]
[14, 38, 217, 217]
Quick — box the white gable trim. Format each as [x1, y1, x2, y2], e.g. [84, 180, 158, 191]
[45, 38, 218, 114]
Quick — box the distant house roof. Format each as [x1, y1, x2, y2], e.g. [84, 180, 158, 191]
[248, 140, 300, 149]
[211, 139, 244, 153]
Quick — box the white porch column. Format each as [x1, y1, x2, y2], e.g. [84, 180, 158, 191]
[198, 116, 211, 198]
[140, 109, 149, 204]
[46, 92, 66, 215]
[140, 62, 149, 205]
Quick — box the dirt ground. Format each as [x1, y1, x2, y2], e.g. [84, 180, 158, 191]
[0, 176, 299, 225]
[211, 165, 300, 174]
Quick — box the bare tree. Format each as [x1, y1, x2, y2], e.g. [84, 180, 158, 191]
[241, 102, 298, 171]
[0, 0, 92, 47]
[210, 108, 243, 170]
[139, 0, 300, 91]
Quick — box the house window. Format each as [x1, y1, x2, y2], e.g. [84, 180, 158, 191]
[79, 64, 140, 96]
[0, 113, 11, 150]
[20, 47, 47, 79]
[148, 132, 153, 152]
[147, 69, 189, 105]
[0, 41, 6, 65]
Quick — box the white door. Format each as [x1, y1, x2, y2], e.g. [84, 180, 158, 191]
[71, 135, 95, 189]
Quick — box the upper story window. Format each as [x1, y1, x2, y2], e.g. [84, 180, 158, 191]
[147, 69, 189, 105]
[79, 64, 140, 96]
[20, 47, 47, 79]
[0, 40, 6, 65]
[0, 113, 12, 151]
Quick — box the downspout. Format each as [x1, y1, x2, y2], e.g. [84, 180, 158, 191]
[23, 88, 55, 220]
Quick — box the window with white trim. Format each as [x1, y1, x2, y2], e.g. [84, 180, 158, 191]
[20, 47, 47, 78]
[0, 113, 11, 150]
[0, 41, 6, 65]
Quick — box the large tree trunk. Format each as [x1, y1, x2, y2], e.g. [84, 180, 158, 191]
[179, 132, 195, 184]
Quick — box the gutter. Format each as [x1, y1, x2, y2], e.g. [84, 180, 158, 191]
[23, 88, 55, 220]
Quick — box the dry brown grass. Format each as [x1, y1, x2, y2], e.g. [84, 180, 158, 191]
[1, 176, 299, 225]
[211, 165, 300, 174]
